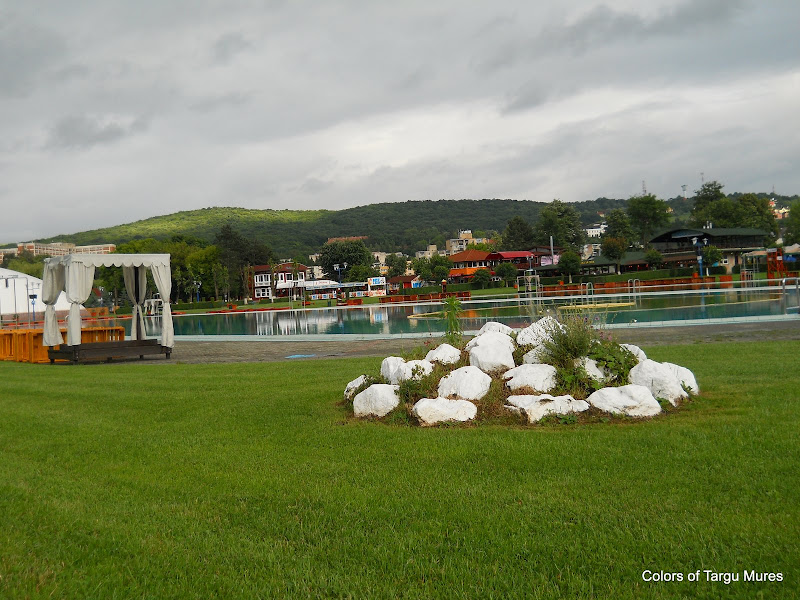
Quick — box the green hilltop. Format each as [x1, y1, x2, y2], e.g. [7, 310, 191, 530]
[39, 199, 628, 256]
[36, 192, 796, 257]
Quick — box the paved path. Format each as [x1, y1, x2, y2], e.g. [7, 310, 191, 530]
[157, 320, 800, 365]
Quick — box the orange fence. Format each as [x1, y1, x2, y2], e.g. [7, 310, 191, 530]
[2, 326, 126, 364]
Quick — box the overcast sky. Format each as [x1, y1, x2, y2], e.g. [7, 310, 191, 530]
[2, 0, 799, 243]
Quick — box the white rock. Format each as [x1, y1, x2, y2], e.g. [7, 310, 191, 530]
[412, 397, 477, 425]
[478, 321, 514, 336]
[586, 384, 661, 417]
[469, 339, 516, 373]
[425, 343, 462, 365]
[629, 359, 688, 406]
[380, 356, 406, 384]
[663, 362, 699, 394]
[437, 366, 492, 401]
[344, 375, 369, 401]
[516, 316, 563, 347]
[398, 359, 434, 382]
[506, 394, 589, 423]
[465, 330, 515, 353]
[522, 345, 547, 364]
[581, 357, 607, 382]
[353, 384, 401, 417]
[621, 343, 647, 363]
[503, 364, 557, 392]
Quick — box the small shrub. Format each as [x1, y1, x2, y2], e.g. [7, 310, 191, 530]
[442, 296, 463, 347]
[540, 312, 597, 370]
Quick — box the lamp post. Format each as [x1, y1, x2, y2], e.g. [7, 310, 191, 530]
[334, 262, 348, 283]
[194, 280, 201, 303]
[693, 236, 709, 276]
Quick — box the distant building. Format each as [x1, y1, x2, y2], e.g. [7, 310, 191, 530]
[448, 249, 490, 282]
[415, 245, 443, 259]
[16, 242, 116, 256]
[649, 227, 769, 273]
[585, 223, 607, 238]
[326, 236, 368, 244]
[445, 230, 491, 254]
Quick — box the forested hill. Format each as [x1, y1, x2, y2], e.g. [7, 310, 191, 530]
[37, 192, 796, 257]
[39, 198, 629, 256]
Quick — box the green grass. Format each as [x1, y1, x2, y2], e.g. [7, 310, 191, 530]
[1, 341, 798, 598]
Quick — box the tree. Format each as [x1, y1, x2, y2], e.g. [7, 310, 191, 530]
[533, 200, 585, 252]
[692, 181, 726, 217]
[703, 245, 723, 269]
[602, 237, 628, 273]
[494, 262, 518, 286]
[645, 248, 664, 270]
[689, 196, 740, 228]
[627, 194, 670, 247]
[472, 268, 491, 289]
[344, 264, 378, 282]
[558, 250, 582, 284]
[784, 201, 800, 245]
[318, 240, 373, 281]
[735, 193, 778, 236]
[384, 253, 408, 278]
[501, 216, 535, 251]
[603, 208, 634, 245]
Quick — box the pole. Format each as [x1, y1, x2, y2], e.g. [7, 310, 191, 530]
[134, 266, 141, 340]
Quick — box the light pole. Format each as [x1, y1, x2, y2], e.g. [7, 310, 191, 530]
[194, 280, 201, 303]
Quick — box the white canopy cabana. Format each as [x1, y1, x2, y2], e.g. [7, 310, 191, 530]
[42, 253, 173, 348]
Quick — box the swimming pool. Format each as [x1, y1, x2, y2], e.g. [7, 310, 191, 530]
[124, 283, 799, 338]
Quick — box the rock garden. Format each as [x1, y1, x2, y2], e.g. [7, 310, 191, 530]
[342, 315, 699, 426]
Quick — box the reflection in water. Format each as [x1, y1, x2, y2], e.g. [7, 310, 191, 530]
[121, 290, 789, 338]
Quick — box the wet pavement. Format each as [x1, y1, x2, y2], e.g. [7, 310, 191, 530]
[155, 320, 800, 365]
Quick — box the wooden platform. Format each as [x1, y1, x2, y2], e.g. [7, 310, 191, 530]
[48, 339, 172, 364]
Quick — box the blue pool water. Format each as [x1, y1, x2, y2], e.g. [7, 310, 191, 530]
[121, 286, 798, 338]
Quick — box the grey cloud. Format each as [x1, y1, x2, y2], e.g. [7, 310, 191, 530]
[47, 115, 148, 149]
[190, 92, 251, 113]
[0, 14, 66, 96]
[213, 32, 252, 63]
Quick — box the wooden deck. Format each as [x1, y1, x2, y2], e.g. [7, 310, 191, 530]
[48, 339, 171, 364]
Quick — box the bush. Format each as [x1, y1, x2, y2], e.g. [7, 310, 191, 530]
[709, 266, 727, 275]
[539, 313, 596, 370]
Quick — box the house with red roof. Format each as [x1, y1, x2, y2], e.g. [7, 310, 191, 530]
[448, 249, 490, 282]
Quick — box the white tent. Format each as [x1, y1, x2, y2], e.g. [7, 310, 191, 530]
[0, 267, 70, 319]
[42, 254, 174, 348]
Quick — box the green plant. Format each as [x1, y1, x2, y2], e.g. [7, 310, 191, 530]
[554, 365, 594, 399]
[539, 311, 598, 370]
[441, 296, 463, 346]
[588, 338, 637, 385]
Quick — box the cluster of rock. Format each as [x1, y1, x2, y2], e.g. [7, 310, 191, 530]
[344, 318, 699, 426]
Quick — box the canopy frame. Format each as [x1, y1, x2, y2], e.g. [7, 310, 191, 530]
[42, 253, 174, 349]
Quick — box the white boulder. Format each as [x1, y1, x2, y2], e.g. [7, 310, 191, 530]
[586, 384, 661, 417]
[478, 321, 514, 336]
[412, 397, 477, 425]
[506, 394, 589, 423]
[465, 331, 515, 353]
[621, 343, 647, 363]
[344, 374, 369, 401]
[399, 359, 434, 382]
[438, 366, 492, 401]
[353, 384, 401, 417]
[663, 362, 699, 395]
[503, 364, 557, 392]
[629, 359, 688, 406]
[522, 345, 547, 364]
[516, 316, 562, 347]
[425, 343, 462, 365]
[581, 357, 607, 382]
[469, 340, 516, 373]
[380, 356, 406, 384]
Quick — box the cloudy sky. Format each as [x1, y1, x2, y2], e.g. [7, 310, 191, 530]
[2, 0, 799, 243]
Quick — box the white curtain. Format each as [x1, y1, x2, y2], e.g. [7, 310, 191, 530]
[65, 262, 96, 346]
[150, 264, 174, 348]
[123, 266, 148, 340]
[42, 261, 65, 346]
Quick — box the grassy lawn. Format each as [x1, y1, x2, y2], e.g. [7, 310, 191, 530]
[1, 340, 798, 598]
